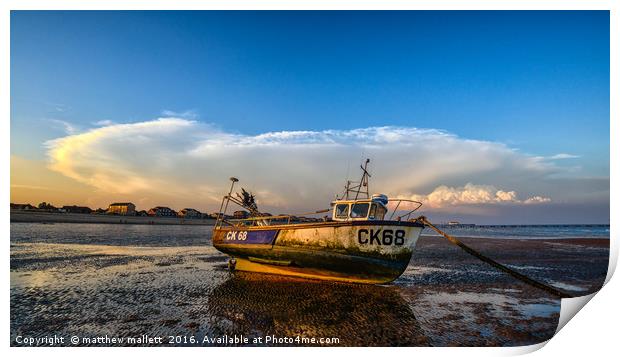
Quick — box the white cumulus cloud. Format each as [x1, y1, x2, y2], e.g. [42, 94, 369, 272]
[524, 196, 552, 204]
[49, 119, 79, 135]
[45, 117, 564, 212]
[548, 153, 580, 160]
[403, 183, 550, 209]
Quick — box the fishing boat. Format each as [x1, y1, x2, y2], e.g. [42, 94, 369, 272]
[212, 159, 425, 284]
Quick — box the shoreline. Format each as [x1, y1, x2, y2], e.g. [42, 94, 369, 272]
[10, 211, 609, 239]
[10, 210, 216, 226]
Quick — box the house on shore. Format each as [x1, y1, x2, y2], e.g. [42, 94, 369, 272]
[178, 208, 202, 219]
[37, 202, 57, 211]
[10, 203, 36, 210]
[233, 210, 250, 219]
[107, 202, 136, 216]
[208, 212, 234, 220]
[62, 205, 92, 214]
[148, 206, 177, 217]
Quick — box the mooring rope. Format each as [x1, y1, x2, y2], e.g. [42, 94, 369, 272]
[416, 216, 573, 299]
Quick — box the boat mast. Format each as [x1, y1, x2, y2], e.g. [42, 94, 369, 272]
[341, 158, 371, 200]
[354, 158, 371, 200]
[216, 177, 238, 227]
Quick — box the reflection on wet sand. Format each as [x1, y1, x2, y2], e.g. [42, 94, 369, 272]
[206, 273, 429, 346]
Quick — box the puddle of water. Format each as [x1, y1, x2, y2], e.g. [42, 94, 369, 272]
[490, 288, 522, 293]
[548, 281, 588, 292]
[506, 265, 552, 271]
[404, 266, 452, 274]
[416, 291, 560, 321]
[518, 303, 557, 318]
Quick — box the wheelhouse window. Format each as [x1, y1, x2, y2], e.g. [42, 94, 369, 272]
[369, 204, 377, 219]
[350, 203, 370, 219]
[371, 203, 387, 220]
[335, 204, 349, 219]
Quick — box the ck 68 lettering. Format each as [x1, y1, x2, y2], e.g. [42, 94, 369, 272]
[358, 229, 405, 246]
[225, 231, 248, 241]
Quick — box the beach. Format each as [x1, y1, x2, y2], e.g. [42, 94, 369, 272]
[10, 223, 609, 347]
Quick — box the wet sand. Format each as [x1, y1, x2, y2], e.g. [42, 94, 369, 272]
[10, 232, 609, 347]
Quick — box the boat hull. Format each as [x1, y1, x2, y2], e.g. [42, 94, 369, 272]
[213, 220, 424, 284]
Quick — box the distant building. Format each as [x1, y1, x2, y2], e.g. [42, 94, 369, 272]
[93, 208, 107, 214]
[233, 210, 249, 219]
[136, 210, 148, 217]
[62, 205, 92, 214]
[10, 203, 36, 210]
[178, 208, 201, 219]
[208, 212, 234, 219]
[107, 202, 136, 216]
[148, 206, 177, 217]
[37, 202, 57, 211]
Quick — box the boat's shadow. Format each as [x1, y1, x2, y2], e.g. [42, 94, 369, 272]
[205, 272, 429, 346]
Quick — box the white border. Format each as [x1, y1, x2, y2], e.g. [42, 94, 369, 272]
[3, 1, 617, 357]
[0, 0, 615, 11]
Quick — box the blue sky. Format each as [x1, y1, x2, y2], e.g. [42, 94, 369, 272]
[10, 11, 610, 223]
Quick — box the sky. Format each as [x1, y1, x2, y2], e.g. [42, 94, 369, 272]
[10, 11, 610, 224]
